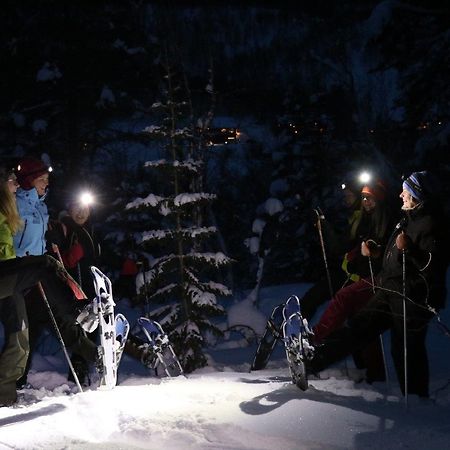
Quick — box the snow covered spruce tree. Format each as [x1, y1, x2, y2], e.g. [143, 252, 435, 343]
[125, 61, 232, 372]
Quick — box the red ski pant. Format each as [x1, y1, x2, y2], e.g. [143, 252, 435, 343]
[313, 278, 386, 382]
[313, 277, 374, 343]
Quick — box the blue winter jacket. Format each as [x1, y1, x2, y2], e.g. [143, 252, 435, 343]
[13, 187, 49, 256]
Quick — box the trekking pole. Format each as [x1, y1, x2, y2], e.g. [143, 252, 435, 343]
[402, 249, 408, 409]
[51, 243, 64, 265]
[52, 243, 83, 289]
[314, 208, 333, 298]
[368, 255, 390, 388]
[37, 282, 83, 393]
[137, 259, 150, 318]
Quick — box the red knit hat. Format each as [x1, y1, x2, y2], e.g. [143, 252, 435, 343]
[16, 157, 49, 190]
[361, 180, 387, 201]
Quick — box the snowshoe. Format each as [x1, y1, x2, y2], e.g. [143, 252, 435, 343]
[282, 295, 315, 391]
[114, 313, 130, 367]
[251, 303, 284, 371]
[90, 266, 117, 390]
[137, 317, 184, 377]
[125, 317, 183, 377]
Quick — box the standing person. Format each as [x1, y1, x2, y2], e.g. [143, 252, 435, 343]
[297, 181, 363, 322]
[301, 178, 395, 321]
[308, 172, 447, 397]
[53, 196, 101, 299]
[0, 164, 28, 406]
[13, 157, 50, 257]
[305, 179, 395, 382]
[46, 194, 101, 384]
[0, 164, 100, 405]
[12, 156, 52, 387]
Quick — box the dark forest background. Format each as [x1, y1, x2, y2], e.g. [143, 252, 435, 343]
[1, 0, 449, 291]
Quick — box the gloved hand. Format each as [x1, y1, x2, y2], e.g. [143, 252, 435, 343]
[396, 231, 411, 251]
[361, 241, 371, 257]
[361, 239, 381, 257]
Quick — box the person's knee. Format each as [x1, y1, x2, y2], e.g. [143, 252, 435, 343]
[43, 254, 63, 271]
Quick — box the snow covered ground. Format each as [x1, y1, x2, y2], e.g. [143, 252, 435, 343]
[1, 281, 449, 450]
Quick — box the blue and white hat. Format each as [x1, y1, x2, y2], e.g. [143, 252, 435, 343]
[402, 171, 432, 202]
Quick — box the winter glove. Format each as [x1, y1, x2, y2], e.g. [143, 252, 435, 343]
[361, 239, 381, 258]
[361, 241, 370, 257]
[395, 231, 412, 251]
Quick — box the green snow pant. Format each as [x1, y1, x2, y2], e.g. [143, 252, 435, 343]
[0, 327, 29, 406]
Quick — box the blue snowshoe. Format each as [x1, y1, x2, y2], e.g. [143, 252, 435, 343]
[115, 313, 130, 367]
[132, 317, 184, 378]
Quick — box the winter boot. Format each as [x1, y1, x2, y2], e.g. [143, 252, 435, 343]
[68, 354, 90, 386]
[76, 302, 99, 333]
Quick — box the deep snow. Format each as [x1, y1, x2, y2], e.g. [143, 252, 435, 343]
[0, 280, 449, 450]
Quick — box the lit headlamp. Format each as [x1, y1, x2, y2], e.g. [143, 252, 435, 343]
[79, 191, 94, 206]
[358, 171, 372, 184]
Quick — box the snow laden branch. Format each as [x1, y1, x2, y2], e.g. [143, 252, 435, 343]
[144, 158, 203, 174]
[174, 193, 216, 206]
[185, 252, 233, 268]
[185, 269, 232, 297]
[187, 284, 225, 312]
[148, 252, 232, 272]
[142, 125, 193, 139]
[140, 226, 218, 244]
[125, 193, 164, 210]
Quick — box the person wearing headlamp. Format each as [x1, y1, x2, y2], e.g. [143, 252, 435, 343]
[307, 171, 447, 398]
[53, 191, 100, 299]
[13, 157, 52, 257]
[46, 190, 101, 386]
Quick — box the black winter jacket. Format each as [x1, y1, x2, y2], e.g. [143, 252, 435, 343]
[379, 203, 447, 310]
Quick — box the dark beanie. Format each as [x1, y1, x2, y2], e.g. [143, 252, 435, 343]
[16, 157, 49, 190]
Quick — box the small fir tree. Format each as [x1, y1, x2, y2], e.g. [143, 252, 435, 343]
[126, 59, 232, 372]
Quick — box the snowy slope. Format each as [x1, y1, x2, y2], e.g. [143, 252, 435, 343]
[0, 281, 449, 450]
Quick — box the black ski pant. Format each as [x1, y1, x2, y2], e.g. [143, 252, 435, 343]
[0, 256, 98, 370]
[310, 278, 433, 397]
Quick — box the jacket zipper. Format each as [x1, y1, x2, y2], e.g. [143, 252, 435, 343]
[18, 219, 28, 248]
